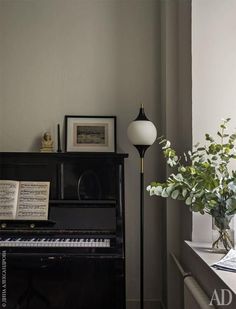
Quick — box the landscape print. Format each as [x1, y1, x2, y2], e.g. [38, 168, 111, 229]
[74, 124, 108, 146]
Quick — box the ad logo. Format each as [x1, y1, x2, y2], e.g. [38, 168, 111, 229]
[210, 289, 233, 306]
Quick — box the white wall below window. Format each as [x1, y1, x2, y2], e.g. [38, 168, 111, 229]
[192, 0, 236, 244]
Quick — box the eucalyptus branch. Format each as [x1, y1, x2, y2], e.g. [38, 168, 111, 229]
[147, 119, 236, 217]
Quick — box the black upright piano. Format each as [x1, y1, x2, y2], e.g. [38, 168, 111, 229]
[0, 152, 128, 309]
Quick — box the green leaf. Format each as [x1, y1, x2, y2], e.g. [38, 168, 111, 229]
[197, 147, 205, 151]
[155, 186, 164, 195]
[150, 182, 158, 187]
[185, 197, 192, 205]
[182, 188, 187, 198]
[205, 134, 214, 142]
[173, 173, 184, 181]
[229, 133, 236, 140]
[191, 204, 201, 212]
[211, 156, 217, 160]
[166, 185, 174, 195]
[161, 189, 169, 198]
[159, 139, 167, 144]
[217, 131, 223, 138]
[171, 190, 179, 199]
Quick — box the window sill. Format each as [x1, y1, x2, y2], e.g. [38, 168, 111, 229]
[185, 241, 236, 295]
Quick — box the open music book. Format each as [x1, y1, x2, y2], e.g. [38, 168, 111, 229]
[0, 180, 50, 220]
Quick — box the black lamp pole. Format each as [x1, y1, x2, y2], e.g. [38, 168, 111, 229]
[134, 148, 150, 309]
[127, 105, 157, 309]
[137, 146, 148, 309]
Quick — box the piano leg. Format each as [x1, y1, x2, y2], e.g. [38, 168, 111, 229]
[13, 273, 51, 309]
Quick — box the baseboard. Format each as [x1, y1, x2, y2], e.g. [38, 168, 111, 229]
[126, 299, 163, 309]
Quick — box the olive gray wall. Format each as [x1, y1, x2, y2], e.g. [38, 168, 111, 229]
[0, 0, 163, 308]
[0, 16, 2, 147]
[161, 0, 192, 308]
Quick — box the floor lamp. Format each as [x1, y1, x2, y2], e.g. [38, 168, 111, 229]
[127, 105, 157, 309]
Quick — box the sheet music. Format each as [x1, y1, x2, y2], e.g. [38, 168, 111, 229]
[0, 180, 19, 219]
[16, 182, 50, 220]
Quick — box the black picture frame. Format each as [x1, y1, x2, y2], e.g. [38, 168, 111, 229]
[65, 115, 117, 152]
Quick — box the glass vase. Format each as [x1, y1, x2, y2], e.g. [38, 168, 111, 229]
[212, 215, 234, 252]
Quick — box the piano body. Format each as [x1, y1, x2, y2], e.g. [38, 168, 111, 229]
[0, 152, 128, 309]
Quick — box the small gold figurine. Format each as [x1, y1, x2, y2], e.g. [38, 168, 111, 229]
[40, 132, 54, 152]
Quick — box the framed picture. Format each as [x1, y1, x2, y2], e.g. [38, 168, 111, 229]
[65, 116, 116, 152]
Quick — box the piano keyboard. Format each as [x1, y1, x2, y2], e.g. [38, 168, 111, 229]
[0, 237, 110, 248]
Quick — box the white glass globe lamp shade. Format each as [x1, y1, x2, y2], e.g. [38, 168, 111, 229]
[127, 120, 157, 146]
[127, 105, 157, 157]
